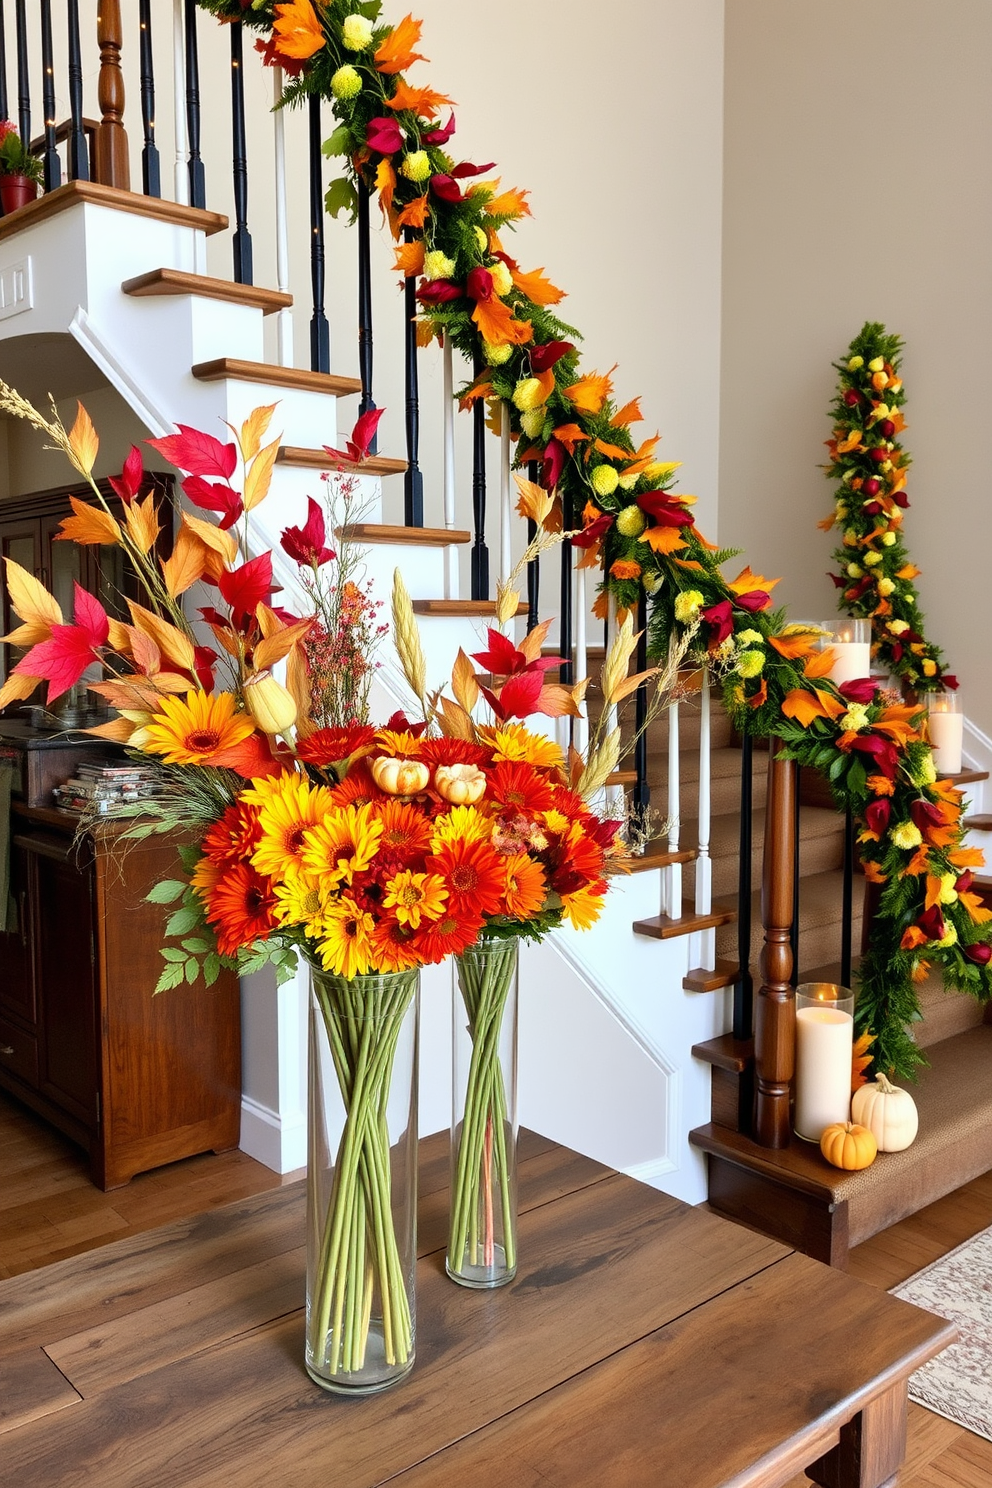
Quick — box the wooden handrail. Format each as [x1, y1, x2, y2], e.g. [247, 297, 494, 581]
[93, 0, 129, 190]
[754, 751, 797, 1147]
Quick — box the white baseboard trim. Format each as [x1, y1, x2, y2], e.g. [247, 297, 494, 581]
[239, 1094, 306, 1175]
[622, 1155, 679, 1187]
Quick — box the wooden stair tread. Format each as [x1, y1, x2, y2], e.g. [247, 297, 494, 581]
[605, 770, 636, 787]
[622, 848, 697, 874]
[691, 1034, 754, 1073]
[122, 268, 291, 314]
[691, 1022, 992, 1247]
[192, 358, 361, 396]
[684, 961, 739, 993]
[633, 902, 737, 940]
[946, 768, 989, 785]
[277, 446, 407, 476]
[964, 814, 992, 830]
[411, 599, 527, 617]
[0, 179, 228, 245]
[337, 523, 471, 547]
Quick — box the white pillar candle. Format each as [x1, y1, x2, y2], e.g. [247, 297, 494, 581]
[827, 641, 872, 688]
[928, 696, 964, 776]
[794, 984, 855, 1142]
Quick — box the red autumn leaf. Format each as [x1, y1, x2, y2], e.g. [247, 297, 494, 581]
[323, 407, 386, 465]
[572, 514, 614, 549]
[636, 490, 695, 527]
[218, 552, 275, 625]
[451, 160, 496, 178]
[492, 668, 545, 720]
[530, 340, 574, 373]
[183, 475, 244, 530]
[211, 732, 282, 779]
[147, 425, 237, 481]
[542, 437, 566, 491]
[472, 629, 524, 676]
[280, 497, 336, 567]
[423, 112, 456, 144]
[193, 645, 217, 692]
[14, 584, 110, 701]
[430, 173, 463, 202]
[736, 590, 773, 613]
[108, 444, 144, 506]
[73, 583, 111, 646]
[366, 115, 403, 155]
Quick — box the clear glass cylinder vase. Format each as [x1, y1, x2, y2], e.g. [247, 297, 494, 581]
[306, 966, 419, 1394]
[447, 935, 519, 1289]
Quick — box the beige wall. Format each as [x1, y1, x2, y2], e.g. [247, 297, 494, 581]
[720, 0, 992, 733]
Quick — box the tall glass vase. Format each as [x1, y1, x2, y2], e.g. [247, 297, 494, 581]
[447, 935, 519, 1289]
[306, 965, 419, 1394]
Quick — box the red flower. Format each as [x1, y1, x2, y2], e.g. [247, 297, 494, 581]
[571, 513, 613, 549]
[297, 725, 377, 768]
[839, 677, 878, 704]
[430, 173, 463, 202]
[366, 116, 403, 155]
[280, 497, 336, 567]
[488, 761, 555, 814]
[108, 445, 144, 506]
[964, 942, 992, 965]
[864, 798, 891, 836]
[917, 904, 946, 942]
[541, 437, 566, 491]
[423, 112, 456, 145]
[451, 159, 496, 178]
[383, 710, 428, 737]
[636, 490, 695, 527]
[848, 733, 899, 779]
[910, 799, 945, 834]
[417, 279, 463, 305]
[465, 267, 493, 302]
[419, 737, 491, 767]
[530, 340, 574, 373]
[323, 408, 385, 465]
[892, 490, 910, 509]
[943, 675, 959, 691]
[701, 599, 734, 646]
[735, 590, 772, 613]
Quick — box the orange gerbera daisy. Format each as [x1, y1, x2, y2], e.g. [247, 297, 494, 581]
[411, 906, 485, 964]
[500, 852, 547, 919]
[200, 800, 262, 865]
[204, 863, 278, 956]
[190, 855, 226, 901]
[301, 803, 382, 884]
[428, 837, 505, 916]
[373, 728, 425, 758]
[140, 690, 255, 766]
[382, 870, 448, 929]
[327, 762, 383, 809]
[296, 725, 377, 769]
[478, 723, 563, 771]
[370, 915, 423, 974]
[315, 896, 376, 979]
[488, 762, 555, 815]
[250, 773, 334, 880]
[377, 799, 434, 861]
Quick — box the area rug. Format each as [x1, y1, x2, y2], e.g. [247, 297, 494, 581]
[892, 1225, 992, 1442]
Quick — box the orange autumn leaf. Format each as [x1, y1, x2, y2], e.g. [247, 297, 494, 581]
[375, 156, 397, 222]
[396, 195, 429, 230]
[728, 565, 781, 597]
[272, 0, 326, 60]
[243, 438, 279, 512]
[160, 525, 208, 599]
[484, 187, 530, 221]
[905, 847, 930, 877]
[611, 398, 643, 428]
[911, 959, 931, 984]
[960, 892, 992, 924]
[851, 1030, 875, 1090]
[56, 496, 121, 546]
[817, 514, 837, 532]
[564, 369, 615, 416]
[457, 372, 493, 411]
[591, 592, 609, 622]
[768, 631, 820, 661]
[0, 673, 41, 713]
[925, 875, 945, 911]
[67, 401, 99, 475]
[781, 689, 841, 727]
[673, 557, 706, 572]
[393, 239, 425, 278]
[513, 474, 555, 528]
[384, 80, 452, 119]
[933, 779, 964, 806]
[949, 847, 986, 870]
[593, 438, 631, 461]
[238, 403, 277, 463]
[896, 563, 921, 580]
[374, 13, 426, 74]
[862, 860, 888, 884]
[124, 493, 161, 555]
[835, 429, 863, 454]
[551, 423, 588, 454]
[746, 678, 768, 710]
[1, 558, 62, 644]
[181, 511, 238, 569]
[640, 526, 687, 556]
[694, 528, 721, 552]
[509, 265, 564, 306]
[900, 925, 929, 951]
[866, 774, 896, 797]
[803, 647, 839, 680]
[415, 317, 438, 348]
[471, 296, 532, 348]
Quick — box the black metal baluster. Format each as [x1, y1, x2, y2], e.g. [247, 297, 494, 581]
[734, 726, 754, 1041]
[307, 92, 329, 373]
[402, 227, 423, 526]
[229, 21, 252, 283]
[632, 593, 651, 829]
[65, 0, 88, 181]
[137, 0, 159, 196]
[470, 349, 488, 599]
[841, 803, 855, 987]
[526, 458, 540, 632]
[39, 0, 60, 192]
[357, 177, 376, 446]
[14, 0, 28, 148]
[558, 495, 573, 685]
[183, 0, 205, 208]
[0, 1, 8, 124]
[790, 764, 801, 987]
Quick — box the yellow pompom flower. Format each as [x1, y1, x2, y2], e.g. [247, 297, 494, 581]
[868, 356, 885, 372]
[473, 226, 488, 252]
[423, 249, 456, 280]
[877, 577, 895, 597]
[738, 629, 763, 645]
[331, 64, 362, 100]
[939, 873, 959, 905]
[618, 471, 640, 491]
[848, 356, 864, 370]
[738, 650, 765, 679]
[840, 704, 870, 733]
[922, 658, 937, 677]
[890, 821, 923, 850]
[483, 340, 513, 366]
[616, 505, 647, 537]
[400, 151, 431, 182]
[591, 465, 619, 497]
[934, 924, 958, 948]
[674, 590, 704, 623]
[889, 619, 910, 635]
[864, 551, 882, 567]
[520, 407, 546, 439]
[882, 531, 896, 546]
[488, 260, 512, 297]
[341, 13, 374, 50]
[847, 563, 863, 578]
[512, 377, 545, 412]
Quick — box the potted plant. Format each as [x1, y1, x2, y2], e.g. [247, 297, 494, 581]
[0, 120, 43, 215]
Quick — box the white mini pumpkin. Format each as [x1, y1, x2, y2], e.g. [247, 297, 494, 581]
[370, 756, 431, 796]
[851, 1072, 919, 1152]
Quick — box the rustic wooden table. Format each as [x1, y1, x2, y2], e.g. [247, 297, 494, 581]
[0, 1130, 954, 1488]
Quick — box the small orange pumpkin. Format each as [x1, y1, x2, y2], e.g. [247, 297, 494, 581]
[819, 1121, 878, 1171]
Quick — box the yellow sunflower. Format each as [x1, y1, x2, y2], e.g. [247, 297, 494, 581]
[272, 865, 328, 934]
[251, 773, 334, 880]
[139, 691, 255, 766]
[300, 803, 382, 884]
[479, 722, 564, 770]
[316, 897, 376, 979]
[430, 805, 493, 851]
[382, 870, 448, 929]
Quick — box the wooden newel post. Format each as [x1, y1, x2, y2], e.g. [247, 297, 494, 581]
[93, 0, 130, 189]
[754, 752, 797, 1147]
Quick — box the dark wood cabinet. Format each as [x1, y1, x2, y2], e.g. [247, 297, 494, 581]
[0, 807, 241, 1190]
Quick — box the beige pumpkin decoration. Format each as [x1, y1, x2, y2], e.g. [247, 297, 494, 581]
[851, 1072, 919, 1152]
[370, 756, 431, 796]
[434, 762, 486, 806]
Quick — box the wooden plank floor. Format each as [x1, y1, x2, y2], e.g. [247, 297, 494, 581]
[2, 1088, 991, 1485]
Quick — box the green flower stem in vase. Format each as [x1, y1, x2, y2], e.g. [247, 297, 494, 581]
[306, 966, 419, 1393]
[447, 936, 519, 1288]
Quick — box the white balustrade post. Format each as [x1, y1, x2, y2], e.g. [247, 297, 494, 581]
[172, 0, 189, 206]
[665, 700, 682, 920]
[695, 668, 716, 970]
[272, 66, 294, 368]
[442, 339, 457, 598]
[574, 565, 588, 754]
[499, 404, 512, 590]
